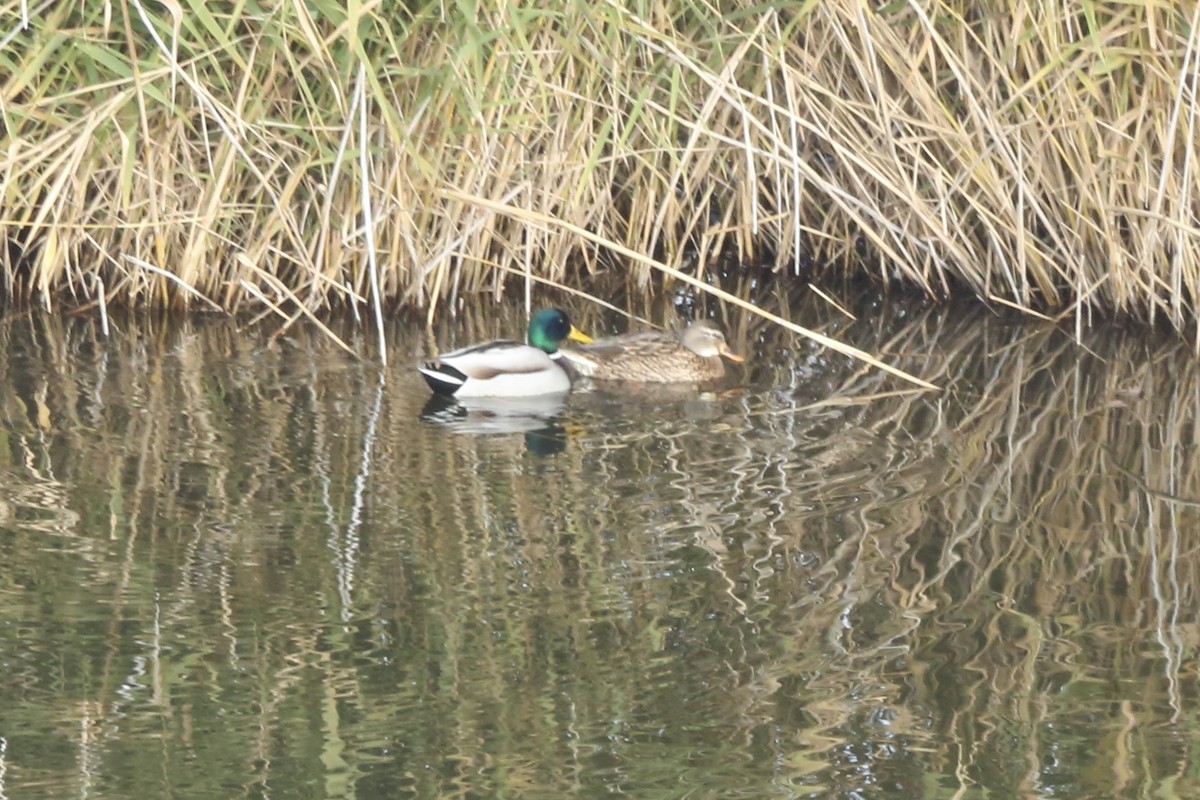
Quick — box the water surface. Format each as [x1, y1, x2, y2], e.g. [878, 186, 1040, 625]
[0, 294, 1196, 798]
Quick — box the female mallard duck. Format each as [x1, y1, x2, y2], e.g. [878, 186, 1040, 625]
[418, 307, 593, 398]
[558, 319, 744, 383]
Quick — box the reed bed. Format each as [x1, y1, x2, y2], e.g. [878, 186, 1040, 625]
[2, 1, 1199, 344]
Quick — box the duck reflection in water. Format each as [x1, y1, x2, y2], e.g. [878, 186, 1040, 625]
[419, 393, 568, 456]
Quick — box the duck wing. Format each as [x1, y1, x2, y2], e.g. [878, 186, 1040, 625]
[435, 339, 558, 377]
[420, 339, 571, 397]
[558, 331, 676, 376]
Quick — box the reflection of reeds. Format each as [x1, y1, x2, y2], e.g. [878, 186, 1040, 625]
[5, 4, 1200, 340]
[0, 295, 1197, 793]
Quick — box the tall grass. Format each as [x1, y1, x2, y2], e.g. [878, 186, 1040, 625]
[2, 1, 1198, 342]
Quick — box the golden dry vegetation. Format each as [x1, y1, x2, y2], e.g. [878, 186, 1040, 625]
[2, 1, 1198, 343]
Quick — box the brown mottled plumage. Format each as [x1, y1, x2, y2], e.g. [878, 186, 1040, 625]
[558, 320, 744, 383]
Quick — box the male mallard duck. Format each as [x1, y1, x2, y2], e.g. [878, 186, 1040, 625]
[418, 307, 593, 398]
[558, 319, 744, 383]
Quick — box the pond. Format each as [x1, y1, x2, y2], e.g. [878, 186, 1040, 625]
[0, 290, 1196, 799]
